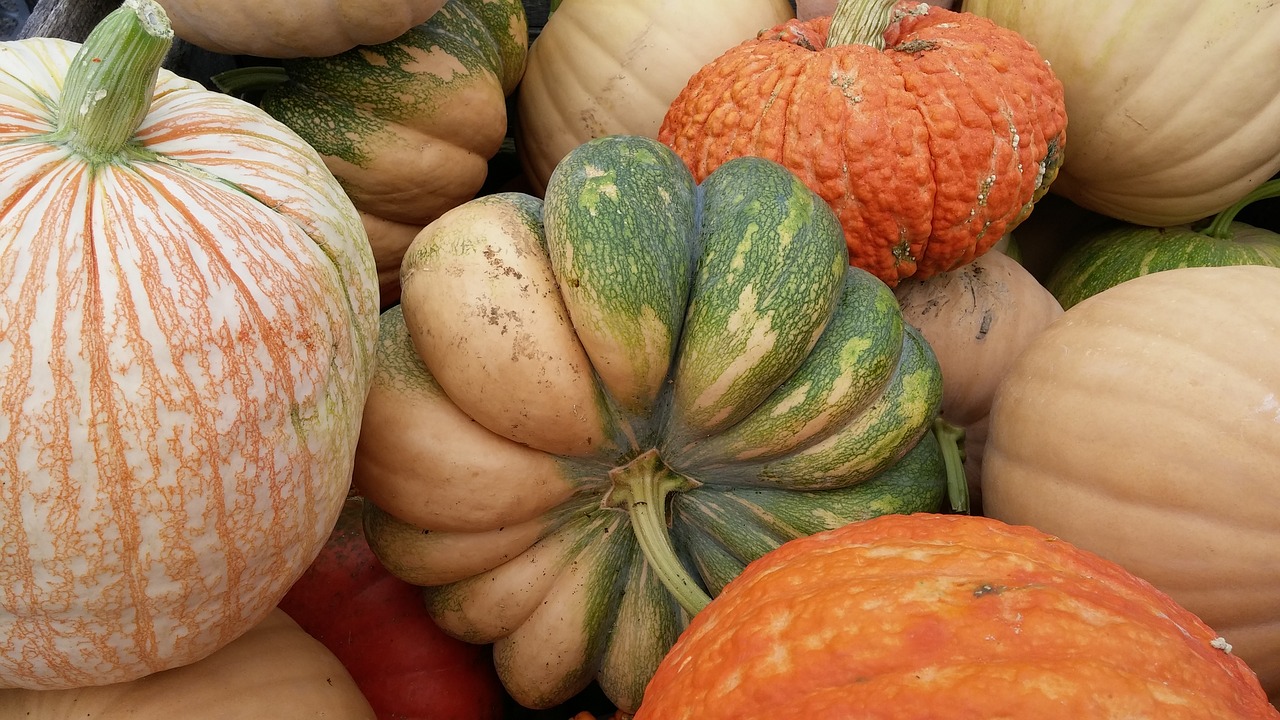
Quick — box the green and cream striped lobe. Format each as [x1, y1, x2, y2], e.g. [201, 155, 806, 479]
[353, 134, 948, 714]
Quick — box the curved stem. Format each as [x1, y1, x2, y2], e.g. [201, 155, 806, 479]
[827, 0, 901, 49]
[607, 450, 712, 616]
[211, 66, 291, 96]
[50, 0, 173, 163]
[1203, 178, 1280, 239]
[933, 418, 970, 514]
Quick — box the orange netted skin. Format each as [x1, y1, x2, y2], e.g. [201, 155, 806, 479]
[658, 1, 1066, 286]
[634, 513, 1278, 720]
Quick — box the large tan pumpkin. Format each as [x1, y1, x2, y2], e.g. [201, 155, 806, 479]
[0, 1, 379, 689]
[983, 264, 1280, 700]
[0, 610, 376, 719]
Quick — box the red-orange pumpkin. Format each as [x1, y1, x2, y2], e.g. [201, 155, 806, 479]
[635, 513, 1279, 719]
[658, 0, 1066, 286]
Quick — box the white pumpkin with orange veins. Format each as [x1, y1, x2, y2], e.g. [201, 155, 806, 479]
[0, 0, 379, 690]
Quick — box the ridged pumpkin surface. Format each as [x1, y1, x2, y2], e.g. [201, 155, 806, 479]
[658, 0, 1066, 286]
[354, 135, 950, 712]
[635, 513, 1279, 720]
[0, 8, 379, 690]
[982, 265, 1280, 699]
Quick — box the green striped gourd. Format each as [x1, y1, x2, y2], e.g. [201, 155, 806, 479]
[352, 135, 955, 713]
[214, 0, 528, 307]
[1047, 179, 1280, 309]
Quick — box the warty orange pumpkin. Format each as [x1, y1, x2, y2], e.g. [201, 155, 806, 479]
[634, 513, 1280, 720]
[0, 0, 380, 689]
[658, 0, 1067, 287]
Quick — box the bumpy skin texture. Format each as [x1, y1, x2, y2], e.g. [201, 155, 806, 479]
[658, 1, 1066, 286]
[635, 513, 1279, 720]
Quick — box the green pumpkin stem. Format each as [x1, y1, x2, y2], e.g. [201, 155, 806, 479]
[827, 0, 903, 49]
[933, 418, 970, 514]
[52, 0, 173, 163]
[1203, 178, 1280, 239]
[607, 449, 712, 616]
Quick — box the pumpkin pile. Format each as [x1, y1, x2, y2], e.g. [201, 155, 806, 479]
[1, 0, 1278, 717]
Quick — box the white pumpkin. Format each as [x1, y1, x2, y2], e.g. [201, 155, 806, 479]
[0, 0, 379, 689]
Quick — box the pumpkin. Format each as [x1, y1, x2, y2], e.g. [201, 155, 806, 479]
[353, 134, 958, 712]
[893, 250, 1063, 510]
[657, 0, 1067, 287]
[513, 0, 794, 195]
[634, 513, 1280, 719]
[155, 0, 447, 58]
[0, 610, 376, 719]
[0, 0, 379, 689]
[214, 0, 528, 307]
[1047, 179, 1280, 309]
[982, 265, 1280, 700]
[278, 496, 505, 720]
[963, 0, 1280, 227]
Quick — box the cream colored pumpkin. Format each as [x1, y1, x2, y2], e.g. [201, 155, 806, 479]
[514, 0, 794, 195]
[894, 250, 1063, 507]
[0, 1, 379, 690]
[0, 610, 376, 719]
[155, 0, 447, 58]
[963, 0, 1280, 226]
[983, 265, 1280, 699]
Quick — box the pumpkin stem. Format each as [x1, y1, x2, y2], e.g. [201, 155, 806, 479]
[933, 418, 970, 514]
[606, 449, 713, 616]
[50, 0, 173, 163]
[1203, 179, 1280, 240]
[827, 0, 904, 49]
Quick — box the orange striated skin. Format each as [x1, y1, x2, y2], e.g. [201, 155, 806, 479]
[658, 3, 1066, 286]
[635, 514, 1279, 720]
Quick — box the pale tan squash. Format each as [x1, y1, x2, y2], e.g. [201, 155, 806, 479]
[514, 0, 794, 195]
[983, 265, 1280, 700]
[0, 611, 376, 719]
[894, 250, 1063, 508]
[156, 0, 447, 57]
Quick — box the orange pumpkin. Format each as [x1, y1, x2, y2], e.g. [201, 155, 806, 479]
[0, 1, 378, 689]
[658, 0, 1066, 286]
[635, 513, 1279, 719]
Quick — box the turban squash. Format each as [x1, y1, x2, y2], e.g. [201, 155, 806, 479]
[352, 135, 956, 713]
[0, 0, 379, 689]
[634, 513, 1279, 719]
[658, 0, 1067, 287]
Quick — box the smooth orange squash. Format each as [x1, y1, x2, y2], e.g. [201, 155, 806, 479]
[659, 0, 1066, 286]
[635, 513, 1279, 719]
